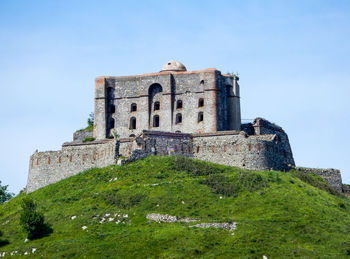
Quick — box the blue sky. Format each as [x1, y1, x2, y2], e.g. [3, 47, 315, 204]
[1, 0, 349, 193]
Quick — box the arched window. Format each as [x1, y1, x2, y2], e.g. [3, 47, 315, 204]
[129, 134, 136, 138]
[175, 113, 182, 124]
[200, 80, 204, 85]
[154, 101, 160, 111]
[129, 117, 136, 129]
[131, 103, 137, 112]
[153, 115, 160, 127]
[110, 118, 115, 128]
[176, 100, 183, 109]
[198, 98, 204, 107]
[175, 130, 181, 133]
[198, 112, 204, 123]
[110, 104, 115, 113]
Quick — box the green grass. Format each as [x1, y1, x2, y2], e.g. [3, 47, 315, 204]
[82, 137, 96, 143]
[0, 156, 350, 258]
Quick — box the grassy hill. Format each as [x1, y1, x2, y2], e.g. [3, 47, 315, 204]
[0, 156, 350, 258]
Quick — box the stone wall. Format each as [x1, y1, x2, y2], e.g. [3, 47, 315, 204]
[118, 131, 193, 160]
[94, 68, 241, 139]
[27, 140, 117, 193]
[118, 129, 294, 172]
[192, 131, 294, 171]
[294, 167, 343, 192]
[73, 130, 93, 142]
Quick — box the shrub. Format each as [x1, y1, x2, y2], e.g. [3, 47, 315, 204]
[0, 181, 14, 203]
[204, 172, 269, 197]
[20, 197, 51, 240]
[172, 156, 224, 176]
[0, 230, 9, 247]
[82, 137, 96, 143]
[101, 189, 145, 209]
[205, 174, 240, 197]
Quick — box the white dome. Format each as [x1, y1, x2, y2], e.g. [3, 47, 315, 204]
[161, 60, 187, 72]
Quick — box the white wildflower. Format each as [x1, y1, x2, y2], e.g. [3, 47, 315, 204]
[108, 217, 114, 222]
[82, 226, 88, 230]
[71, 215, 76, 220]
[32, 248, 36, 253]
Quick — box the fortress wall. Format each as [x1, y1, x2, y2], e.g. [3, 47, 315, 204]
[192, 132, 294, 171]
[142, 131, 193, 156]
[27, 140, 117, 193]
[294, 167, 343, 192]
[73, 130, 93, 142]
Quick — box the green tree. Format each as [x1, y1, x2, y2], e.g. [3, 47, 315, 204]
[87, 112, 94, 127]
[0, 181, 13, 203]
[0, 230, 9, 247]
[20, 197, 50, 240]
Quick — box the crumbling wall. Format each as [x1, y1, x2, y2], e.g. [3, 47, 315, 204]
[294, 167, 343, 192]
[73, 130, 93, 142]
[27, 140, 117, 193]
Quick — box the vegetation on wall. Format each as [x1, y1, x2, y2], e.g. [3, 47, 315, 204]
[82, 137, 96, 143]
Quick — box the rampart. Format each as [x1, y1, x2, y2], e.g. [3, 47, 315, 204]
[27, 139, 117, 193]
[27, 118, 344, 194]
[294, 167, 343, 192]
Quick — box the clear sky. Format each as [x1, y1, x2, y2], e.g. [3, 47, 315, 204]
[1, 0, 349, 193]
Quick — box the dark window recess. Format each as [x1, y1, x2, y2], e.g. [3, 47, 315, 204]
[175, 113, 182, 124]
[131, 103, 137, 112]
[153, 115, 160, 127]
[154, 101, 160, 111]
[200, 80, 204, 85]
[175, 130, 181, 133]
[110, 104, 115, 113]
[198, 98, 204, 107]
[110, 118, 115, 128]
[226, 85, 233, 97]
[198, 112, 204, 122]
[129, 117, 136, 129]
[107, 87, 114, 99]
[176, 100, 183, 109]
[129, 134, 136, 138]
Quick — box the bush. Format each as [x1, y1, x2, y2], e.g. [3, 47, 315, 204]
[205, 174, 240, 197]
[172, 156, 224, 176]
[20, 197, 51, 240]
[0, 181, 14, 203]
[0, 230, 9, 247]
[82, 137, 96, 143]
[204, 172, 269, 197]
[101, 189, 145, 209]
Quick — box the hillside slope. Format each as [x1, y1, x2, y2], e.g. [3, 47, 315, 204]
[0, 156, 350, 258]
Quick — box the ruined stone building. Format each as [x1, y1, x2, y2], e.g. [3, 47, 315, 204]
[26, 61, 345, 193]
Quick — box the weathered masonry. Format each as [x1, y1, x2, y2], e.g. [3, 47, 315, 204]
[94, 61, 241, 139]
[27, 61, 345, 193]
